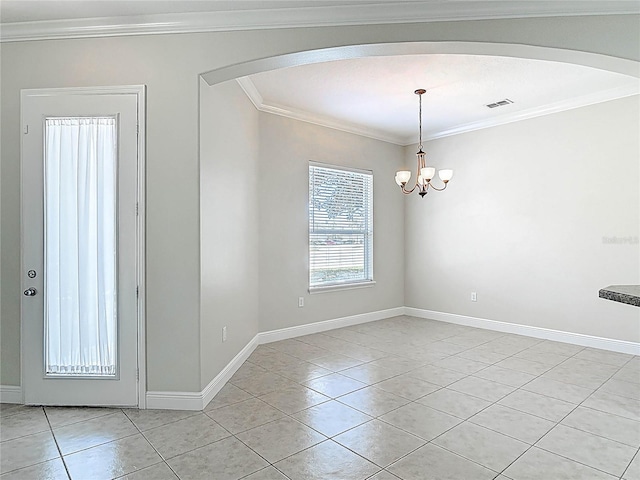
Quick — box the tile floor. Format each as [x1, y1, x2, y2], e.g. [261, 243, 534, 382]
[1, 315, 639, 479]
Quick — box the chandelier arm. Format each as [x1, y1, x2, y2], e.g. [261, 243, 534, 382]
[401, 183, 419, 194]
[427, 182, 448, 192]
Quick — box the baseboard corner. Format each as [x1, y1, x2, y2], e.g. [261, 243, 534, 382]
[145, 334, 259, 411]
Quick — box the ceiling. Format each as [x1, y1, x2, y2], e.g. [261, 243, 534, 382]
[2, 1, 637, 143]
[243, 54, 639, 144]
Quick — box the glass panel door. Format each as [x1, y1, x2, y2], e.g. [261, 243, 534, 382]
[22, 89, 140, 407]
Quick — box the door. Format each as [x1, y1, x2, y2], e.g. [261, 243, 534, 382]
[21, 88, 142, 406]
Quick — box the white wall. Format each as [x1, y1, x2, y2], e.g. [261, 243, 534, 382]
[257, 114, 405, 333]
[199, 79, 260, 389]
[2, 15, 639, 394]
[405, 96, 640, 342]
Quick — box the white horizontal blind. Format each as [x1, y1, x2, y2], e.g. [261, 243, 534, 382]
[309, 163, 373, 287]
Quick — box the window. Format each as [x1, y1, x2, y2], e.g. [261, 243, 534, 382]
[44, 117, 118, 376]
[309, 162, 373, 291]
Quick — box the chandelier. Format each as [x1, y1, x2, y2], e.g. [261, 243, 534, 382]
[395, 89, 453, 197]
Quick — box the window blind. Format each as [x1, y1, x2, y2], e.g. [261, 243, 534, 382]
[309, 163, 373, 288]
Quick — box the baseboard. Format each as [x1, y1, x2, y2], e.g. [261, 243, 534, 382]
[405, 307, 640, 356]
[200, 335, 259, 409]
[258, 307, 405, 344]
[144, 389, 204, 411]
[146, 335, 259, 410]
[144, 307, 403, 410]
[0, 385, 22, 404]
[10, 306, 638, 410]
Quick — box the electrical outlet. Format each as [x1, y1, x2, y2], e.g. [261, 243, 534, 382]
[222, 326, 227, 342]
[471, 292, 477, 302]
[298, 297, 304, 308]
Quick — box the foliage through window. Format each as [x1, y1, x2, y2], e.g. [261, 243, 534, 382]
[309, 163, 373, 289]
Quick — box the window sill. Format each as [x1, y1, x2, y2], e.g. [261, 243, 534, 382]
[309, 281, 376, 294]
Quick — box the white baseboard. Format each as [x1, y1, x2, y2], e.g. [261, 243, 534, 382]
[405, 307, 640, 356]
[146, 335, 259, 411]
[144, 389, 204, 411]
[8, 306, 638, 410]
[258, 307, 405, 344]
[144, 307, 403, 410]
[0, 385, 22, 404]
[200, 335, 259, 410]
[146, 305, 639, 410]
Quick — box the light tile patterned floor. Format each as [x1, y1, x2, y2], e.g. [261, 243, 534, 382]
[1, 315, 639, 479]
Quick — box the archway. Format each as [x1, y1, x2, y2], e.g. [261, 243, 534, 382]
[200, 41, 639, 86]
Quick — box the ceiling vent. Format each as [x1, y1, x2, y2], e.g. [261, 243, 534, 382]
[486, 99, 514, 109]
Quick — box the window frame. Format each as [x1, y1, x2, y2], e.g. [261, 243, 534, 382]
[308, 161, 375, 294]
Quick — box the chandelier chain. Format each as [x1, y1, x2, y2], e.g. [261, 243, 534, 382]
[418, 91, 423, 150]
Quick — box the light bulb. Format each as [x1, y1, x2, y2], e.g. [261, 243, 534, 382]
[396, 170, 411, 184]
[421, 167, 436, 181]
[438, 169, 454, 182]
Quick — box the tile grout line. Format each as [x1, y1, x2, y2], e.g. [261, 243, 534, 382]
[259, 325, 636, 478]
[241, 326, 557, 477]
[241, 324, 638, 479]
[493, 351, 636, 479]
[375, 335, 583, 477]
[462, 345, 602, 478]
[621, 446, 639, 480]
[121, 407, 185, 479]
[42, 406, 73, 480]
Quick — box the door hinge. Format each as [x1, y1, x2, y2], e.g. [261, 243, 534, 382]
[135, 203, 139, 216]
[136, 286, 139, 298]
[136, 368, 139, 380]
[23, 124, 29, 134]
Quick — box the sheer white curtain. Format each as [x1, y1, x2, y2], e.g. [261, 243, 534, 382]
[44, 117, 117, 375]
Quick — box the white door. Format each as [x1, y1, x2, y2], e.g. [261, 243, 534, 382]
[21, 88, 142, 406]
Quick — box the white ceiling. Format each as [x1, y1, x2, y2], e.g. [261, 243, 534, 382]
[244, 54, 639, 144]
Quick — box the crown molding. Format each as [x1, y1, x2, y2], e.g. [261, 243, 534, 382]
[2, 1, 639, 43]
[422, 83, 640, 142]
[237, 77, 406, 145]
[238, 77, 639, 146]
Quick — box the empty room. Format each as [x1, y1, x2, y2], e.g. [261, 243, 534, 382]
[1, 2, 639, 479]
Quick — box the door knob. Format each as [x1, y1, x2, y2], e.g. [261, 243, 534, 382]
[23, 287, 37, 297]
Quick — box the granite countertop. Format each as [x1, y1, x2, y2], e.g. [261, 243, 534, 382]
[599, 285, 640, 307]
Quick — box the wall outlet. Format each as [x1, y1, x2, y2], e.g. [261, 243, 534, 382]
[298, 297, 304, 308]
[222, 326, 227, 342]
[471, 292, 477, 302]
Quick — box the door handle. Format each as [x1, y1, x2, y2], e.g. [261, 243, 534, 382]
[23, 287, 38, 297]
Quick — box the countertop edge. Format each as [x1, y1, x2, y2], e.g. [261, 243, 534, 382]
[599, 285, 640, 307]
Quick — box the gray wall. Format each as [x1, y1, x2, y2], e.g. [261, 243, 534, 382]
[2, 15, 639, 392]
[404, 96, 640, 341]
[199, 79, 260, 390]
[258, 114, 405, 333]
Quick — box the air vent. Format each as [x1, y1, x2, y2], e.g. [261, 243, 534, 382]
[486, 99, 514, 109]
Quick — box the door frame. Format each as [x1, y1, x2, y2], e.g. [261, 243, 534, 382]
[20, 85, 147, 408]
